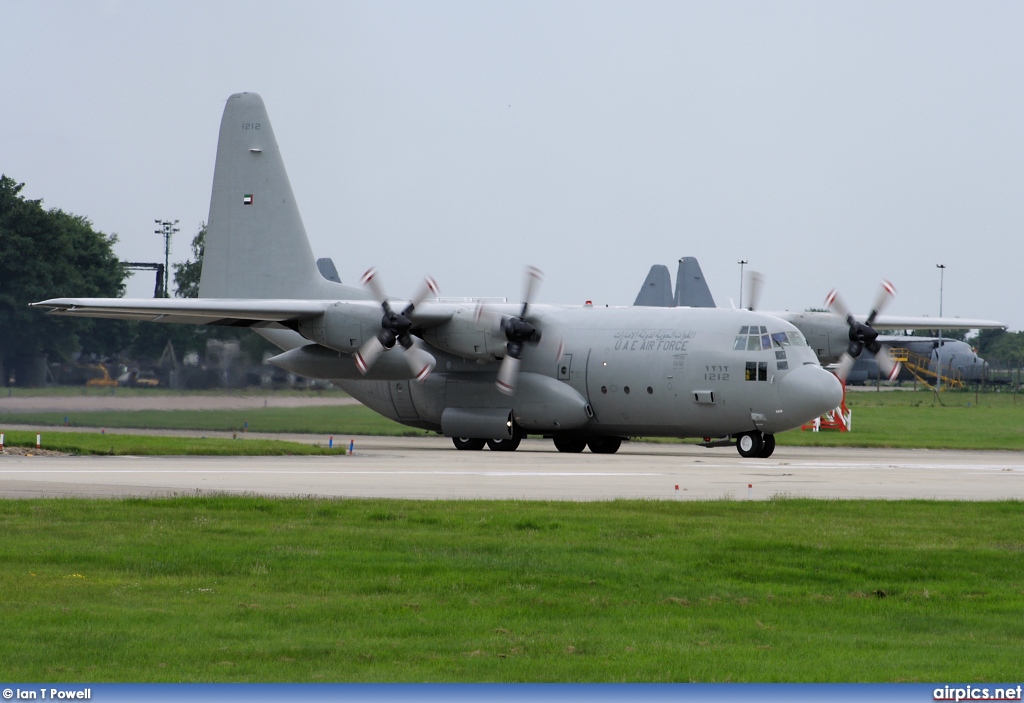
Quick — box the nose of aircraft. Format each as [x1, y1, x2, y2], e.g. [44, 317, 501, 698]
[778, 364, 843, 427]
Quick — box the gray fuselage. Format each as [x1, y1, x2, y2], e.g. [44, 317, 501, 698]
[333, 305, 840, 440]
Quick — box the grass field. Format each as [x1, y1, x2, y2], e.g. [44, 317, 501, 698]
[2, 389, 1022, 450]
[1, 497, 1022, 682]
[0, 405, 422, 438]
[0, 430, 345, 456]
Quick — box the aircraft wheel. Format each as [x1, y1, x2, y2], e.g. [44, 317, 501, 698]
[758, 434, 776, 458]
[487, 436, 522, 452]
[452, 437, 486, 451]
[736, 431, 764, 458]
[553, 437, 587, 453]
[588, 437, 622, 454]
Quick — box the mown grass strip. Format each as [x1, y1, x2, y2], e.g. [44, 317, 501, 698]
[0, 405, 419, 437]
[1, 497, 1023, 682]
[0, 430, 345, 456]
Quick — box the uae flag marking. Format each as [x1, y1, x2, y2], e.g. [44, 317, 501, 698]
[243, 194, 254, 205]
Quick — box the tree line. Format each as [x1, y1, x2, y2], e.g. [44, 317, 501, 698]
[0, 175, 268, 386]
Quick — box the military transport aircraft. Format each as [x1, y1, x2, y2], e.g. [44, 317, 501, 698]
[33, 92, 845, 459]
[636, 260, 1004, 382]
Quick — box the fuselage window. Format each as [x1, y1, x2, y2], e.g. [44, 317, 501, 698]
[758, 361, 768, 381]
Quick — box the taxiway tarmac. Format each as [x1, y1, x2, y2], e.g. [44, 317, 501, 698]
[0, 435, 1021, 500]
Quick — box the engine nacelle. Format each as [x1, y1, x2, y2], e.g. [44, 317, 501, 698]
[422, 307, 509, 362]
[296, 302, 381, 353]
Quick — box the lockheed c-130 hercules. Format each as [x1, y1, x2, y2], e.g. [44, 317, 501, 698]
[34, 92, 844, 459]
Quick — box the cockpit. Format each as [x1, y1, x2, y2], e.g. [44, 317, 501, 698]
[732, 326, 807, 351]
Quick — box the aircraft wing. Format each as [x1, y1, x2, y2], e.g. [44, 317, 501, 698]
[864, 315, 1005, 331]
[31, 297, 456, 328]
[31, 297, 336, 326]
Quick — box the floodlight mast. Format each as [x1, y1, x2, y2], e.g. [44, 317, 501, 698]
[936, 263, 946, 391]
[154, 219, 179, 298]
[737, 259, 748, 309]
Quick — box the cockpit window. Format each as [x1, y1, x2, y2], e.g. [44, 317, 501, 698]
[735, 327, 808, 350]
[787, 330, 807, 347]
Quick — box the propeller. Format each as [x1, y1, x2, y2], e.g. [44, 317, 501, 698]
[495, 266, 544, 395]
[745, 270, 766, 311]
[824, 280, 902, 383]
[354, 268, 439, 382]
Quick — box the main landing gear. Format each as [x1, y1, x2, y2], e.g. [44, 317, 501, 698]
[452, 436, 523, 451]
[553, 436, 623, 454]
[736, 431, 775, 459]
[452, 425, 524, 452]
[453, 434, 625, 454]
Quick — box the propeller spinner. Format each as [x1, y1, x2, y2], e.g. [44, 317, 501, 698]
[354, 268, 439, 381]
[825, 280, 902, 383]
[494, 266, 544, 395]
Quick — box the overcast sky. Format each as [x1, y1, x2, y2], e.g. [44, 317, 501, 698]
[3, 1, 1022, 330]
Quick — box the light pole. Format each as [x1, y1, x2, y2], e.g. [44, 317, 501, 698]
[154, 219, 179, 298]
[935, 264, 946, 391]
[737, 260, 748, 309]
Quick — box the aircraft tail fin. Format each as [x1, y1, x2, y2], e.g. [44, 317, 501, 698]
[674, 257, 716, 308]
[199, 93, 365, 300]
[633, 265, 674, 307]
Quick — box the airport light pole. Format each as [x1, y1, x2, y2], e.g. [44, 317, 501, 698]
[737, 260, 748, 309]
[936, 264, 945, 391]
[154, 219, 179, 298]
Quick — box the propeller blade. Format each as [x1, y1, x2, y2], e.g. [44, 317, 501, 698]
[745, 270, 765, 311]
[866, 279, 897, 327]
[520, 265, 543, 316]
[835, 353, 855, 383]
[354, 335, 386, 375]
[874, 345, 902, 382]
[406, 275, 440, 313]
[824, 288, 852, 321]
[360, 268, 388, 306]
[495, 355, 520, 395]
[403, 339, 436, 382]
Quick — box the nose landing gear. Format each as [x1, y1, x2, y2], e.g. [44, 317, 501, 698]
[736, 431, 775, 458]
